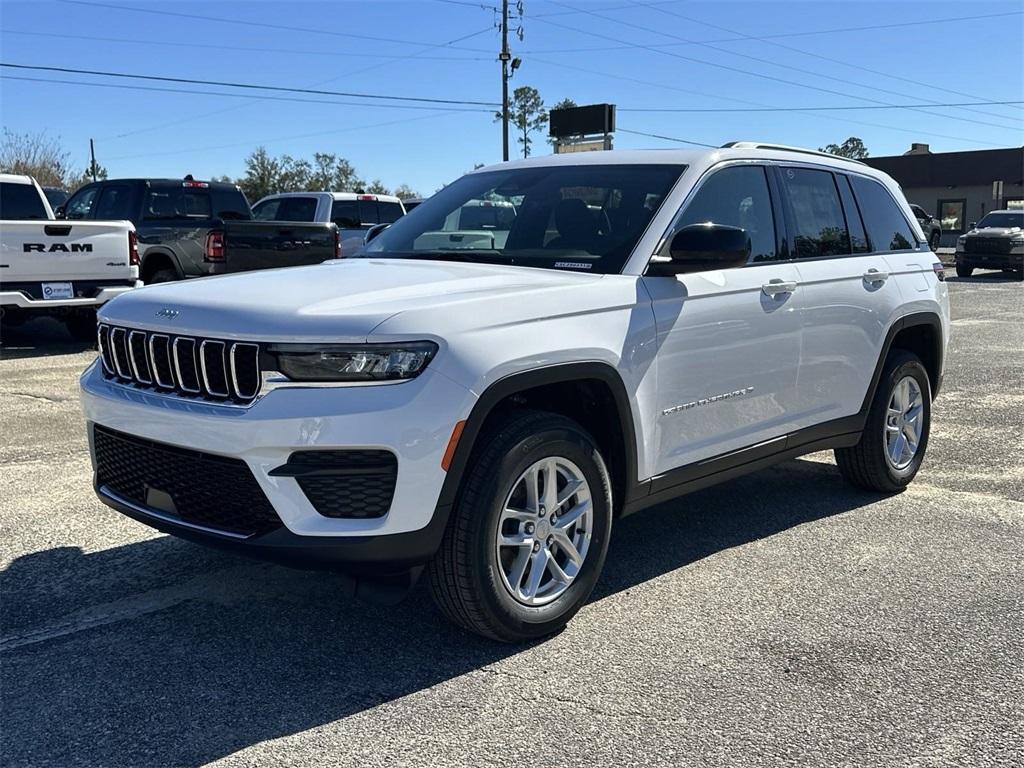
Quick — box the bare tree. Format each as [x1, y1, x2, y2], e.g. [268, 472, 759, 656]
[0, 129, 78, 188]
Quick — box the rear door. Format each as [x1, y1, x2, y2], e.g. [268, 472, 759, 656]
[777, 166, 908, 429]
[642, 163, 804, 473]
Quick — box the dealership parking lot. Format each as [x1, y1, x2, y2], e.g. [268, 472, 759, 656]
[1, 272, 1021, 767]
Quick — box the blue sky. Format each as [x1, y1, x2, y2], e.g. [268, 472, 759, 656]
[1, 0, 1022, 195]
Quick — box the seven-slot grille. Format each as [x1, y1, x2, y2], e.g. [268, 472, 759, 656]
[97, 324, 261, 404]
[965, 237, 1013, 255]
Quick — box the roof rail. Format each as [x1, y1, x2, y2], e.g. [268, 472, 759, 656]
[720, 141, 866, 165]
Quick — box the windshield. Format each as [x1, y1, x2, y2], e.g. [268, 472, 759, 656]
[363, 164, 686, 274]
[976, 212, 1024, 229]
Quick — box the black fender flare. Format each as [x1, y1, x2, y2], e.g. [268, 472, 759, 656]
[140, 247, 185, 281]
[434, 361, 642, 514]
[859, 311, 944, 418]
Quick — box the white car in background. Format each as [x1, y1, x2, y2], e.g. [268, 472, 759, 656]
[251, 191, 405, 257]
[0, 173, 139, 341]
[82, 143, 949, 641]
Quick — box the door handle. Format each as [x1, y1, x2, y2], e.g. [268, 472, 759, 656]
[762, 279, 797, 297]
[863, 268, 889, 283]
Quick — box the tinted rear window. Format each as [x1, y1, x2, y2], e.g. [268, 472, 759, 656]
[358, 199, 379, 225]
[378, 201, 403, 224]
[145, 187, 212, 220]
[331, 200, 360, 228]
[458, 204, 517, 231]
[0, 182, 49, 220]
[850, 175, 916, 252]
[211, 186, 251, 220]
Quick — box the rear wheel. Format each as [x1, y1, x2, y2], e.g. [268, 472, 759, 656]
[835, 351, 931, 493]
[65, 309, 98, 343]
[955, 264, 973, 278]
[428, 409, 613, 642]
[147, 268, 177, 284]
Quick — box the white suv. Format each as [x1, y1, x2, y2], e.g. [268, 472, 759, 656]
[81, 143, 950, 642]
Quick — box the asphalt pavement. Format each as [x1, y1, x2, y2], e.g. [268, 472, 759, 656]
[1, 271, 1021, 767]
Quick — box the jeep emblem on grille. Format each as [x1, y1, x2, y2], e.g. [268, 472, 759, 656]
[156, 308, 180, 319]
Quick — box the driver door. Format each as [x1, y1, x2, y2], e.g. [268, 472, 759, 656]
[641, 164, 803, 476]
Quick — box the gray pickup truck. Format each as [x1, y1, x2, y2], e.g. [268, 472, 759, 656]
[58, 178, 339, 283]
[955, 209, 1024, 280]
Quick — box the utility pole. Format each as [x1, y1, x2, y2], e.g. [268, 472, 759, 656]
[89, 138, 97, 182]
[499, 0, 510, 162]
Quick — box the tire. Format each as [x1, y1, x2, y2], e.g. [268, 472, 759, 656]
[147, 268, 178, 284]
[835, 350, 931, 493]
[65, 309, 98, 343]
[955, 264, 973, 278]
[929, 231, 940, 251]
[1016, 268, 1024, 282]
[428, 409, 613, 642]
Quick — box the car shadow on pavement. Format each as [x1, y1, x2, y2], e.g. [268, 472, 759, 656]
[2, 457, 882, 767]
[0, 317, 94, 360]
[944, 271, 1022, 284]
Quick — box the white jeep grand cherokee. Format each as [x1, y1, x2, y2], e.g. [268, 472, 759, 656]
[81, 143, 950, 642]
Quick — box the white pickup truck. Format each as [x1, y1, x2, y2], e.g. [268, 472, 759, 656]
[0, 173, 139, 341]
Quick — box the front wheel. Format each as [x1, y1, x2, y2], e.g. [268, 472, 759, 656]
[955, 264, 973, 278]
[65, 309, 98, 343]
[428, 409, 613, 642]
[929, 231, 940, 251]
[835, 351, 931, 493]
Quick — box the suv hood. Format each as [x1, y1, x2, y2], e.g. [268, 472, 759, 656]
[99, 258, 604, 341]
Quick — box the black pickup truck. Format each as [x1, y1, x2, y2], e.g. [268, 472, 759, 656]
[58, 178, 339, 283]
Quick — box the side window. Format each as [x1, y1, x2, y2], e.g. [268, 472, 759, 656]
[837, 176, 870, 253]
[277, 197, 318, 221]
[64, 186, 99, 219]
[780, 168, 849, 259]
[251, 199, 282, 221]
[331, 200, 360, 228]
[850, 175, 917, 252]
[674, 165, 777, 262]
[93, 184, 135, 220]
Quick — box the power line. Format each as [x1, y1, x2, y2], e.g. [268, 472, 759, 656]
[619, 101, 1024, 113]
[616, 128, 717, 148]
[540, 2, 1021, 133]
[637, 1, 1024, 121]
[0, 29, 492, 62]
[0, 76, 494, 113]
[519, 10, 1024, 53]
[0, 63, 501, 107]
[56, 0, 494, 53]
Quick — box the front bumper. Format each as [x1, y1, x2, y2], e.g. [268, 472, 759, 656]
[956, 248, 1024, 269]
[80, 360, 476, 564]
[0, 282, 141, 309]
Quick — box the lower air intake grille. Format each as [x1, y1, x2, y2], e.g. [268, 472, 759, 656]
[93, 425, 281, 537]
[279, 450, 398, 519]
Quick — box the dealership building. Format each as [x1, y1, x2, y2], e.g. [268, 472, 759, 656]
[863, 144, 1024, 247]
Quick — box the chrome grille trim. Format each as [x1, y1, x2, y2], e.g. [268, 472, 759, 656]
[172, 337, 200, 394]
[149, 334, 175, 389]
[230, 343, 261, 400]
[98, 325, 260, 406]
[127, 330, 152, 384]
[199, 340, 229, 397]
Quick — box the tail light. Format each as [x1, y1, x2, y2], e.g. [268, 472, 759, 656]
[932, 262, 946, 281]
[205, 230, 225, 262]
[335, 228, 342, 258]
[128, 230, 139, 267]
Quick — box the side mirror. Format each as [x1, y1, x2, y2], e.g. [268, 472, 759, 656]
[54, 206, 66, 219]
[968, 221, 977, 230]
[364, 223, 390, 244]
[647, 223, 751, 276]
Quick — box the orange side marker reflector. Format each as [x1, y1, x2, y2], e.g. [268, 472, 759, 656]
[441, 420, 467, 471]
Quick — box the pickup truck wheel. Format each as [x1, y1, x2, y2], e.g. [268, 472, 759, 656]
[835, 351, 931, 493]
[929, 231, 940, 251]
[955, 264, 973, 278]
[147, 268, 178, 284]
[64, 310, 98, 343]
[428, 409, 613, 642]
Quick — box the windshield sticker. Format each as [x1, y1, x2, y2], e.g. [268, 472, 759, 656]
[553, 261, 594, 270]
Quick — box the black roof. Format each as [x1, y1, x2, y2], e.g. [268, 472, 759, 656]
[863, 147, 1024, 187]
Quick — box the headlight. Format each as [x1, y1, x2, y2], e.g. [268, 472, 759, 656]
[268, 341, 438, 382]
[1010, 235, 1024, 245]
[957, 235, 967, 246]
